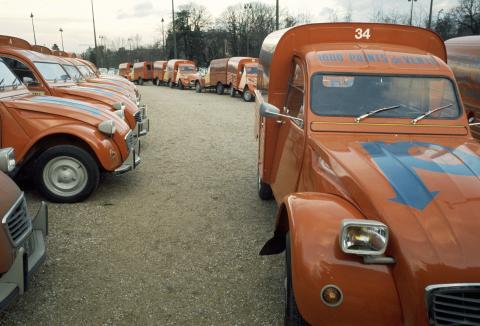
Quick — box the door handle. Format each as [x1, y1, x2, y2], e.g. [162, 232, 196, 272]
[275, 120, 285, 125]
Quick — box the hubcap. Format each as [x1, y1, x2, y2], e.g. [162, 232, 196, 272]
[43, 156, 88, 197]
[244, 91, 252, 101]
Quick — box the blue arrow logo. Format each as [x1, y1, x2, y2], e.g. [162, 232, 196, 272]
[362, 142, 480, 210]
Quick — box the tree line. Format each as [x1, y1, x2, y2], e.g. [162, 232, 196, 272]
[82, 0, 480, 68]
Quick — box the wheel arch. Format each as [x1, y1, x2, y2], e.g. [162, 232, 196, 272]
[261, 192, 402, 325]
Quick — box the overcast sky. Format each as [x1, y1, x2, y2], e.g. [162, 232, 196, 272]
[0, 0, 457, 53]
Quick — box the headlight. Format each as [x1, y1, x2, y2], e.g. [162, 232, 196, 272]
[115, 109, 125, 120]
[98, 120, 116, 136]
[0, 148, 16, 173]
[339, 219, 388, 256]
[112, 102, 126, 111]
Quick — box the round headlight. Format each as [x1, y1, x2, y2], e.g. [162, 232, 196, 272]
[98, 120, 116, 136]
[115, 109, 125, 120]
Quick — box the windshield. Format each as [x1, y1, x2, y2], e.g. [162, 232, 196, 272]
[34, 62, 72, 83]
[63, 65, 83, 80]
[310, 74, 460, 120]
[246, 67, 258, 75]
[179, 65, 195, 72]
[77, 65, 94, 77]
[0, 60, 25, 90]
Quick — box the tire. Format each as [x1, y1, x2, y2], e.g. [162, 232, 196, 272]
[243, 88, 254, 102]
[229, 86, 236, 97]
[258, 167, 273, 200]
[168, 80, 174, 88]
[178, 81, 184, 90]
[138, 77, 144, 85]
[285, 234, 309, 326]
[216, 83, 225, 95]
[153, 78, 158, 86]
[157, 78, 162, 86]
[195, 81, 202, 93]
[33, 145, 100, 203]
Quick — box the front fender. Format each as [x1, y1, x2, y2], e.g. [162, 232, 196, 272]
[262, 193, 402, 325]
[247, 83, 256, 93]
[22, 124, 123, 172]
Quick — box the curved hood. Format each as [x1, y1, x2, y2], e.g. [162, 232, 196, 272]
[53, 86, 126, 106]
[311, 135, 480, 324]
[79, 81, 136, 100]
[4, 95, 129, 133]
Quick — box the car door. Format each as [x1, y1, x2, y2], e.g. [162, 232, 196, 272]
[270, 59, 306, 201]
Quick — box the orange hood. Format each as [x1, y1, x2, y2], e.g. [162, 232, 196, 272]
[310, 134, 480, 323]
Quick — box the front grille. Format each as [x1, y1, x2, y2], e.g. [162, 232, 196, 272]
[125, 130, 136, 152]
[2, 193, 32, 247]
[134, 111, 142, 122]
[426, 284, 480, 325]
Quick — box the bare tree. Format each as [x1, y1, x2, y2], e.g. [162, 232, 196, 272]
[455, 0, 480, 34]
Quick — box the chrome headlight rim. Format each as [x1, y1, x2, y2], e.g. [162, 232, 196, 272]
[339, 219, 389, 256]
[0, 148, 16, 173]
[112, 102, 126, 111]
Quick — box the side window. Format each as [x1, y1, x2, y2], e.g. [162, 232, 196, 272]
[1, 57, 38, 83]
[285, 62, 305, 127]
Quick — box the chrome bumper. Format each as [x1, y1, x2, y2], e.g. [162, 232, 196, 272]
[113, 138, 141, 176]
[0, 202, 48, 311]
[138, 119, 150, 136]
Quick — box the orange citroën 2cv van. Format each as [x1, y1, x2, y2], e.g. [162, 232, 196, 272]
[257, 23, 480, 326]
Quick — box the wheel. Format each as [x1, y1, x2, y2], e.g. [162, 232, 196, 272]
[229, 86, 236, 97]
[156, 78, 162, 86]
[285, 234, 308, 326]
[243, 88, 254, 102]
[216, 83, 225, 95]
[178, 80, 184, 90]
[195, 82, 202, 93]
[258, 167, 273, 200]
[138, 77, 144, 85]
[153, 78, 158, 86]
[33, 145, 100, 203]
[169, 80, 174, 88]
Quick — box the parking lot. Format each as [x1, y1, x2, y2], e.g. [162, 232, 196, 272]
[0, 85, 283, 325]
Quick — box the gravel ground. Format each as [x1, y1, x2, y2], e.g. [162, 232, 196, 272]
[0, 84, 283, 325]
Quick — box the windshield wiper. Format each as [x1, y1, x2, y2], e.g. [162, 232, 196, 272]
[355, 105, 402, 123]
[11, 76, 19, 89]
[411, 104, 453, 125]
[0, 78, 4, 91]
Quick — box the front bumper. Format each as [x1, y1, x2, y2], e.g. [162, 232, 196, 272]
[113, 137, 141, 176]
[138, 104, 150, 136]
[0, 202, 48, 311]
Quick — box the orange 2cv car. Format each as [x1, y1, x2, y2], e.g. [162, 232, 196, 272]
[119, 62, 132, 79]
[194, 58, 230, 94]
[446, 35, 480, 139]
[0, 151, 48, 310]
[0, 36, 149, 137]
[0, 57, 140, 203]
[132, 61, 153, 85]
[163, 59, 198, 89]
[227, 57, 258, 101]
[256, 23, 480, 326]
[153, 60, 167, 86]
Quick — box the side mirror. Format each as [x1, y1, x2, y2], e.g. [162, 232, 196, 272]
[23, 76, 34, 85]
[260, 102, 281, 118]
[0, 148, 16, 173]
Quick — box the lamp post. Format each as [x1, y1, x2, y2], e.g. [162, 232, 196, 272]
[427, 0, 434, 29]
[161, 17, 166, 59]
[128, 37, 133, 62]
[172, 0, 177, 58]
[30, 13, 37, 45]
[408, 0, 418, 26]
[244, 3, 252, 56]
[275, 0, 279, 30]
[59, 28, 64, 51]
[90, 0, 99, 64]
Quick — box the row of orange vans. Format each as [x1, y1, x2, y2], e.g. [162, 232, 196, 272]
[0, 35, 150, 309]
[118, 57, 259, 102]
